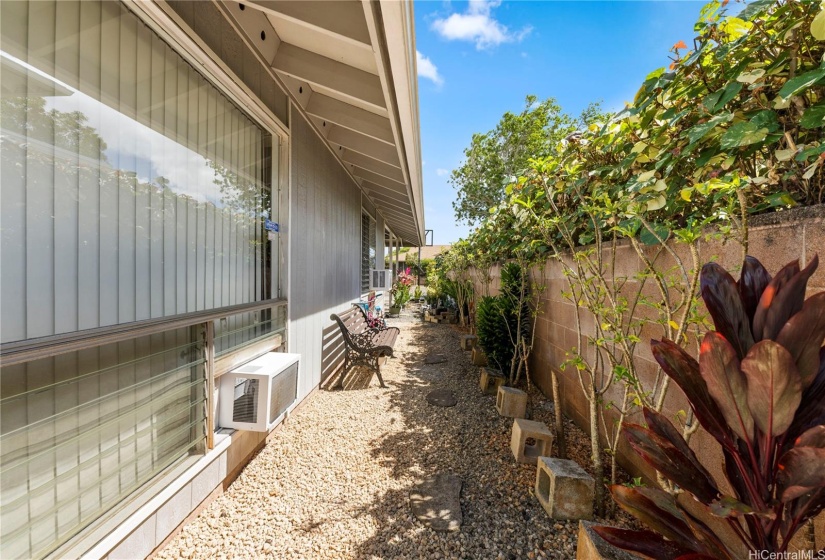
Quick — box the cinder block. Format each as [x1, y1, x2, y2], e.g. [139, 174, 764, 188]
[460, 335, 477, 351]
[471, 346, 488, 367]
[535, 457, 594, 520]
[496, 386, 527, 418]
[479, 367, 506, 394]
[576, 521, 638, 560]
[510, 418, 553, 464]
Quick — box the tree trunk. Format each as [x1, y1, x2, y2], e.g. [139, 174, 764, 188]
[590, 385, 605, 517]
[551, 369, 567, 459]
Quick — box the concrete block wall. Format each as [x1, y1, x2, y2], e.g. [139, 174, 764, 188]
[472, 205, 825, 549]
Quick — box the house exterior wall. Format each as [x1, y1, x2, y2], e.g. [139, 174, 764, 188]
[288, 107, 362, 400]
[1, 0, 419, 556]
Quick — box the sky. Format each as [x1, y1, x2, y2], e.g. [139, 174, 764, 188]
[414, 0, 710, 245]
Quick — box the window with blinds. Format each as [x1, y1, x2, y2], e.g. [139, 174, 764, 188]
[0, 0, 276, 346]
[0, 328, 207, 559]
[0, 0, 278, 557]
[360, 213, 376, 293]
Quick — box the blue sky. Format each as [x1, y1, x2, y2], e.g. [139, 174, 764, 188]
[414, 0, 709, 245]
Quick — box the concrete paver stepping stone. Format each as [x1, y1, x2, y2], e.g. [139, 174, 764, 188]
[426, 388, 457, 407]
[424, 353, 448, 364]
[409, 473, 462, 532]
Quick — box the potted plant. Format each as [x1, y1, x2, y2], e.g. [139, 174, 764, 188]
[389, 268, 413, 315]
[594, 255, 825, 559]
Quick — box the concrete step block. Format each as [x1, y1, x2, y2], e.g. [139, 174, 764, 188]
[510, 418, 553, 465]
[576, 521, 638, 560]
[496, 386, 527, 418]
[460, 335, 477, 351]
[535, 457, 594, 520]
[479, 367, 506, 394]
[471, 346, 488, 367]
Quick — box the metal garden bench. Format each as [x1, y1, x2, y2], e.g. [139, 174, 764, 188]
[330, 305, 399, 388]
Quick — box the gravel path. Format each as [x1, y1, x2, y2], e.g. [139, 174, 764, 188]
[157, 315, 630, 560]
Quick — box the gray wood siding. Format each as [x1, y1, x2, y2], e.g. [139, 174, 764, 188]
[288, 108, 361, 399]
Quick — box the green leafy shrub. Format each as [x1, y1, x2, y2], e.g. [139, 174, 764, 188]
[595, 254, 825, 558]
[500, 263, 531, 343]
[475, 296, 513, 374]
[475, 263, 530, 377]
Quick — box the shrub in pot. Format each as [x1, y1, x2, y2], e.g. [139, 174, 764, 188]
[475, 295, 513, 377]
[594, 255, 825, 559]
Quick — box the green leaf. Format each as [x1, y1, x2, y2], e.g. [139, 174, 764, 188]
[719, 17, 752, 40]
[812, 9, 825, 41]
[719, 122, 769, 150]
[796, 143, 825, 162]
[749, 110, 780, 133]
[774, 149, 796, 162]
[685, 112, 734, 145]
[703, 90, 724, 112]
[801, 103, 825, 129]
[737, 69, 765, 84]
[738, 0, 774, 21]
[645, 194, 666, 212]
[777, 67, 825, 100]
[742, 340, 802, 437]
[645, 67, 665, 81]
[765, 192, 797, 208]
[712, 82, 743, 112]
[639, 222, 669, 245]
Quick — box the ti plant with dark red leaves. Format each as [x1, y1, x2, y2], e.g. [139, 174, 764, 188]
[594, 255, 825, 559]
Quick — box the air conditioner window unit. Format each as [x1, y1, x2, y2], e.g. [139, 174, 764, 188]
[370, 269, 391, 290]
[219, 352, 300, 432]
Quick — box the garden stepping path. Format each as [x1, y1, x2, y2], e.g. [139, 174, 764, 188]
[424, 353, 448, 364]
[156, 315, 633, 560]
[426, 388, 457, 407]
[409, 473, 463, 532]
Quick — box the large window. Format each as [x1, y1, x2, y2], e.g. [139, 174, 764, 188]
[1, 0, 276, 345]
[0, 1, 279, 557]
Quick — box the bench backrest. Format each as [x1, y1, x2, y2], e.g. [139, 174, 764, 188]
[330, 306, 369, 351]
[341, 305, 370, 335]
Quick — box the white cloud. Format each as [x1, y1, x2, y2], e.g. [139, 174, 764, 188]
[436, 168, 450, 177]
[416, 50, 444, 86]
[432, 0, 531, 50]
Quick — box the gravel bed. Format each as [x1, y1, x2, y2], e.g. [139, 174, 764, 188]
[156, 315, 634, 560]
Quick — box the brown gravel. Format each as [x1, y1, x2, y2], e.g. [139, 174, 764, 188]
[156, 313, 635, 560]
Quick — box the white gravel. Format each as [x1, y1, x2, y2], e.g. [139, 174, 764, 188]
[156, 314, 632, 560]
